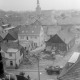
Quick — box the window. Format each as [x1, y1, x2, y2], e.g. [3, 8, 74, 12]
[26, 36, 28, 40]
[19, 60, 20, 63]
[9, 53, 12, 56]
[10, 61, 13, 66]
[20, 36, 24, 39]
[20, 48, 23, 56]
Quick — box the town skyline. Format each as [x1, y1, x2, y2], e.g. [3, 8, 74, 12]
[0, 0, 80, 11]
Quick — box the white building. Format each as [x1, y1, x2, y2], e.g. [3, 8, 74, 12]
[3, 48, 23, 69]
[18, 20, 45, 51]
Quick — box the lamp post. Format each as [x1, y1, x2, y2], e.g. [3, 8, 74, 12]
[0, 48, 5, 78]
[35, 52, 40, 80]
[37, 53, 40, 80]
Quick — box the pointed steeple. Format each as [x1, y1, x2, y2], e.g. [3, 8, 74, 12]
[36, 0, 41, 14]
[37, 0, 39, 5]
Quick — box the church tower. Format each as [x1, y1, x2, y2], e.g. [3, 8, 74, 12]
[36, 0, 41, 14]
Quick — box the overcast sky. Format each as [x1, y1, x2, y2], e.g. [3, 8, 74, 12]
[0, 0, 80, 11]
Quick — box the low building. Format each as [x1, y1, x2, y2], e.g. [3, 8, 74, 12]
[4, 48, 23, 69]
[47, 26, 61, 36]
[46, 28, 75, 55]
[1, 42, 24, 69]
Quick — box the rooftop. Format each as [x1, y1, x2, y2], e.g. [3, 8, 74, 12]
[19, 20, 42, 35]
[68, 52, 80, 63]
[7, 48, 18, 53]
[58, 28, 75, 44]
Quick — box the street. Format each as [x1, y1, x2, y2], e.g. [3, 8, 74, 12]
[6, 43, 80, 80]
[6, 59, 57, 80]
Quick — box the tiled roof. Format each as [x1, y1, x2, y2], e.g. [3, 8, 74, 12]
[19, 20, 42, 35]
[47, 26, 61, 35]
[24, 10, 56, 25]
[8, 29, 18, 39]
[4, 30, 18, 40]
[39, 12, 56, 25]
[46, 34, 65, 44]
[0, 26, 3, 31]
[58, 16, 80, 25]
[4, 33, 16, 40]
[58, 28, 75, 44]
[0, 30, 8, 39]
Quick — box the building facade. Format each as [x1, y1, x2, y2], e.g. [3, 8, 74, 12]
[18, 20, 45, 51]
[3, 48, 23, 69]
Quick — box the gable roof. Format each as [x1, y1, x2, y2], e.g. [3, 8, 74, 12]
[46, 34, 65, 44]
[58, 28, 75, 44]
[4, 30, 18, 40]
[3, 33, 16, 40]
[1, 41, 22, 52]
[47, 26, 61, 35]
[58, 16, 80, 25]
[0, 31, 8, 39]
[58, 52, 80, 80]
[39, 12, 57, 25]
[68, 52, 80, 63]
[19, 20, 42, 35]
[24, 10, 56, 25]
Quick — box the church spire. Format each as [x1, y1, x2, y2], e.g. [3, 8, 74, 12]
[36, 0, 41, 14]
[37, 0, 39, 5]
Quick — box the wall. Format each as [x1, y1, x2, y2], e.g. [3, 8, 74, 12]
[18, 34, 40, 47]
[5, 50, 23, 68]
[68, 38, 75, 50]
[39, 27, 45, 46]
[18, 27, 45, 48]
[16, 50, 23, 66]
[5, 52, 15, 59]
[6, 59, 15, 68]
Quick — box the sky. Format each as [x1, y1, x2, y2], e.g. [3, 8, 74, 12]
[0, 0, 80, 11]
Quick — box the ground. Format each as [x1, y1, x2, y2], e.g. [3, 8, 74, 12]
[6, 43, 79, 80]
